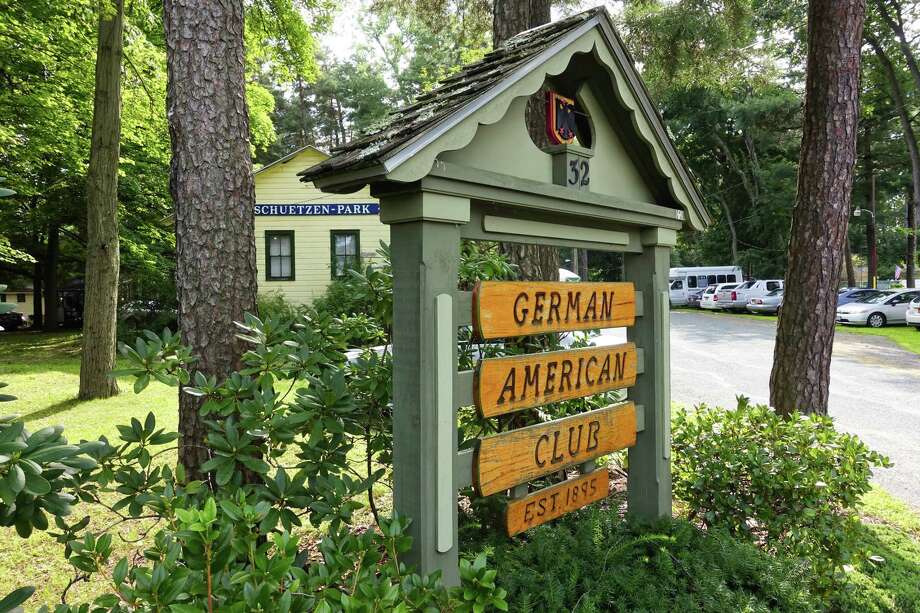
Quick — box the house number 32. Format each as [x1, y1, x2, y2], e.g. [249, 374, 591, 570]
[568, 159, 590, 187]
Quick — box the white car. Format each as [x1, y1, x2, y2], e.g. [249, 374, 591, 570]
[907, 297, 920, 330]
[700, 283, 737, 310]
[725, 279, 784, 311]
[746, 288, 784, 314]
[836, 289, 920, 327]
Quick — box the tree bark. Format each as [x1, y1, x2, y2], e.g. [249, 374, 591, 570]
[863, 131, 879, 286]
[873, 0, 920, 96]
[164, 0, 258, 481]
[867, 35, 920, 287]
[32, 260, 43, 329]
[844, 234, 856, 287]
[492, 0, 551, 47]
[43, 224, 60, 331]
[769, 0, 865, 416]
[79, 0, 124, 400]
[494, 0, 559, 281]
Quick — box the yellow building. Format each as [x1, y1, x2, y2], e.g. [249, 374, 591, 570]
[254, 146, 388, 305]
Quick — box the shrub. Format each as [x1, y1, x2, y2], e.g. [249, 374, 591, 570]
[257, 290, 302, 323]
[493, 507, 819, 612]
[0, 317, 507, 611]
[671, 397, 890, 587]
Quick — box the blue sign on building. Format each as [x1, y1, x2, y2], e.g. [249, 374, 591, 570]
[254, 203, 379, 216]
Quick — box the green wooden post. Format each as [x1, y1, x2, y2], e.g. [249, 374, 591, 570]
[381, 191, 469, 586]
[625, 227, 676, 517]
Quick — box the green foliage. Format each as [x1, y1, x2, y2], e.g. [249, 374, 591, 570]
[0, 311, 508, 611]
[0, 416, 99, 538]
[492, 509, 819, 612]
[672, 397, 891, 588]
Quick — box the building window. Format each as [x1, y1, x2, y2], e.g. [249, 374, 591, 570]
[0, 294, 5, 302]
[265, 231, 294, 281]
[16, 294, 25, 303]
[331, 230, 360, 279]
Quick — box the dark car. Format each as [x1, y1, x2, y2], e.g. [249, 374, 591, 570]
[837, 287, 884, 306]
[686, 289, 705, 308]
[0, 311, 27, 331]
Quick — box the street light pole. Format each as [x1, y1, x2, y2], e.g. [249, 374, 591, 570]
[853, 208, 877, 288]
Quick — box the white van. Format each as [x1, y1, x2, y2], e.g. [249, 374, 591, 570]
[669, 266, 744, 306]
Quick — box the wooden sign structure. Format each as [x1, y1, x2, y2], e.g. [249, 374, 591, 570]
[474, 342, 638, 417]
[474, 401, 637, 496]
[506, 468, 609, 536]
[301, 5, 701, 586]
[473, 281, 636, 339]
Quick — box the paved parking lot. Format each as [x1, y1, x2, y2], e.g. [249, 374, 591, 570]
[671, 310, 920, 509]
[594, 310, 920, 508]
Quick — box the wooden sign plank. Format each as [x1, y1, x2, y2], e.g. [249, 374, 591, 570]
[506, 469, 610, 536]
[475, 343, 638, 418]
[472, 281, 635, 340]
[474, 402, 636, 496]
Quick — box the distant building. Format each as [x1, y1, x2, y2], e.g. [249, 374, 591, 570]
[0, 288, 34, 319]
[254, 146, 388, 305]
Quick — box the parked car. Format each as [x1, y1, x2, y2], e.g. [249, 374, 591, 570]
[0, 311, 27, 331]
[712, 283, 741, 310]
[837, 287, 885, 306]
[746, 288, 784, 314]
[723, 279, 783, 311]
[907, 297, 920, 330]
[836, 289, 920, 327]
[686, 289, 705, 308]
[669, 266, 743, 306]
[701, 283, 737, 310]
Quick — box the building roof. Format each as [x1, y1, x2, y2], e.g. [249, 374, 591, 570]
[299, 6, 709, 229]
[256, 144, 329, 175]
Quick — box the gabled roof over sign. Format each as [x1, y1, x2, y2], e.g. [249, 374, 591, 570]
[299, 6, 710, 230]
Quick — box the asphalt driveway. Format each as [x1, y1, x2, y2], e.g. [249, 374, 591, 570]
[668, 310, 920, 509]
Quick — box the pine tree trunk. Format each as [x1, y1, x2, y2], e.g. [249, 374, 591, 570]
[164, 0, 258, 481]
[863, 132, 878, 286]
[769, 0, 865, 416]
[493, 0, 559, 281]
[867, 35, 920, 288]
[79, 0, 123, 400]
[43, 224, 60, 331]
[32, 261, 43, 329]
[844, 234, 856, 288]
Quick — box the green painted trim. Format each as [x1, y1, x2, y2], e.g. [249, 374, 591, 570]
[379, 191, 471, 224]
[464, 206, 644, 253]
[265, 230, 295, 282]
[425, 162, 684, 229]
[435, 293, 454, 553]
[454, 370, 474, 408]
[625, 244, 673, 518]
[329, 229, 361, 280]
[483, 215, 629, 245]
[641, 227, 678, 247]
[454, 449, 474, 490]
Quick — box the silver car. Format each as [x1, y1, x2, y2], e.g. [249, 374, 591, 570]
[746, 288, 783, 314]
[907, 297, 920, 330]
[836, 289, 920, 327]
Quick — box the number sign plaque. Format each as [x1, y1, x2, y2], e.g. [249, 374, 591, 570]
[474, 402, 636, 496]
[475, 343, 638, 418]
[472, 281, 635, 339]
[506, 469, 610, 536]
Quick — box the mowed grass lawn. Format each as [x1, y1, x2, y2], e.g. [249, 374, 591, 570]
[2, 331, 920, 610]
[0, 331, 178, 607]
[0, 330, 390, 609]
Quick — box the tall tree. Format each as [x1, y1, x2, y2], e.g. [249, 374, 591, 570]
[493, 0, 560, 281]
[866, 33, 919, 287]
[769, 0, 866, 415]
[79, 0, 124, 399]
[164, 0, 258, 480]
